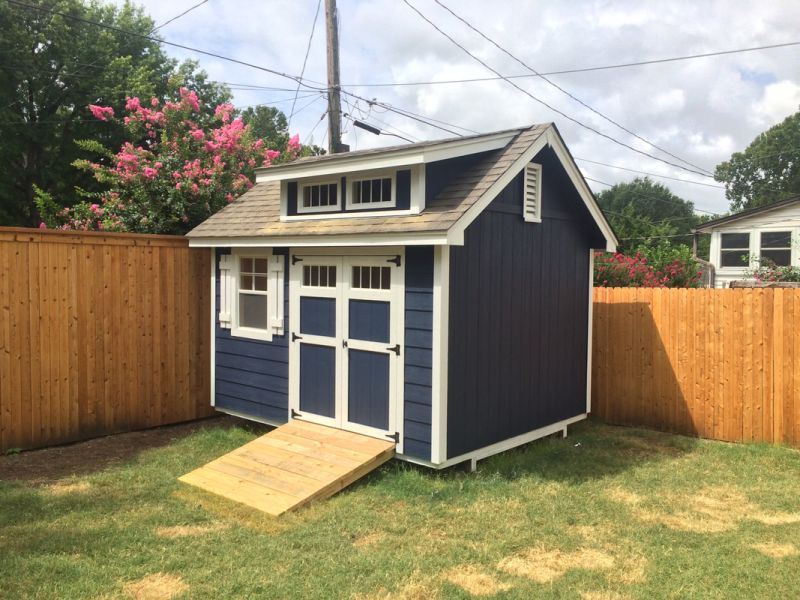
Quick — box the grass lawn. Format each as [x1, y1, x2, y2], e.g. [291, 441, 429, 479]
[2, 418, 800, 599]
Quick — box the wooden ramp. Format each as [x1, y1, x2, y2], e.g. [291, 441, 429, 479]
[178, 420, 395, 515]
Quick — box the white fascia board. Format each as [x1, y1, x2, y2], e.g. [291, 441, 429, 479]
[446, 128, 618, 252]
[255, 132, 516, 183]
[187, 232, 449, 248]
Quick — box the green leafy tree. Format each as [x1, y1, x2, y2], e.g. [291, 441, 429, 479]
[714, 110, 800, 212]
[596, 177, 701, 252]
[0, 0, 231, 227]
[239, 105, 325, 158]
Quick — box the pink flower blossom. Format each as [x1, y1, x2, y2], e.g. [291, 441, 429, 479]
[179, 87, 200, 112]
[89, 104, 114, 121]
[150, 97, 160, 107]
[125, 97, 141, 112]
[190, 129, 204, 140]
[39, 222, 47, 229]
[142, 167, 158, 179]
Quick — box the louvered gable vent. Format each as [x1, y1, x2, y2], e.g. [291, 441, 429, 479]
[523, 162, 542, 223]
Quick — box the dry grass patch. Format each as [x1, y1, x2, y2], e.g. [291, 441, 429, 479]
[751, 542, 799, 558]
[580, 592, 632, 600]
[46, 480, 91, 495]
[443, 565, 511, 596]
[498, 547, 614, 584]
[352, 531, 386, 549]
[122, 573, 187, 600]
[354, 573, 439, 600]
[606, 487, 643, 506]
[155, 522, 229, 539]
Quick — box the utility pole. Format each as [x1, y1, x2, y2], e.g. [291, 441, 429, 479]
[325, 0, 345, 154]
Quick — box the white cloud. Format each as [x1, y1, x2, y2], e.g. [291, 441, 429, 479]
[108, 0, 800, 213]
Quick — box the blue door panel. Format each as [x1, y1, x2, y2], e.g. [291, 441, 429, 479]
[300, 297, 336, 337]
[348, 349, 389, 430]
[300, 344, 336, 417]
[349, 300, 390, 343]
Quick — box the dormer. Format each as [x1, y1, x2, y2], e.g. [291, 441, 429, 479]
[253, 129, 522, 221]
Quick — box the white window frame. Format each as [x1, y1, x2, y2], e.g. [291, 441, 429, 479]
[757, 228, 795, 267]
[523, 162, 542, 223]
[347, 170, 396, 210]
[227, 248, 285, 342]
[717, 230, 753, 270]
[297, 179, 341, 214]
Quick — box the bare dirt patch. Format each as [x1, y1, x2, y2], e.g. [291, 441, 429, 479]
[155, 522, 229, 539]
[443, 565, 511, 596]
[46, 480, 91, 495]
[123, 573, 188, 600]
[498, 547, 614, 584]
[751, 542, 799, 558]
[0, 416, 247, 484]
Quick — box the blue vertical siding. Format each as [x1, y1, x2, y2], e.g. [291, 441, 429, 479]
[348, 349, 390, 430]
[403, 246, 434, 460]
[446, 146, 599, 458]
[215, 248, 289, 423]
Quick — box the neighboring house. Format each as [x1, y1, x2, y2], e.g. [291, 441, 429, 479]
[694, 196, 800, 288]
[186, 123, 617, 469]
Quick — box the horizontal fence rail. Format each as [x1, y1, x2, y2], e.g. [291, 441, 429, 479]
[592, 287, 800, 446]
[0, 227, 214, 451]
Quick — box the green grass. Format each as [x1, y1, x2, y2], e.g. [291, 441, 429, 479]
[2, 420, 800, 599]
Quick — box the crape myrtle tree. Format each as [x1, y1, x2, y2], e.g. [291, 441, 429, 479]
[0, 0, 233, 226]
[36, 88, 303, 234]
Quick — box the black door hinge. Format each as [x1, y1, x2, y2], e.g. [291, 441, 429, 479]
[386, 343, 401, 356]
[387, 255, 401, 267]
[292, 332, 303, 342]
[292, 255, 303, 265]
[386, 431, 399, 443]
[291, 408, 301, 418]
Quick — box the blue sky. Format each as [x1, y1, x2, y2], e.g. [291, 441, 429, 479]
[113, 0, 800, 214]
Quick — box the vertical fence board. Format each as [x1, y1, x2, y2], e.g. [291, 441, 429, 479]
[0, 228, 213, 451]
[592, 287, 800, 448]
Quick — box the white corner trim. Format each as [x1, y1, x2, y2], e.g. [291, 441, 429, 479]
[586, 249, 594, 414]
[430, 245, 450, 464]
[445, 128, 617, 252]
[188, 232, 450, 248]
[209, 248, 216, 408]
[400, 414, 587, 469]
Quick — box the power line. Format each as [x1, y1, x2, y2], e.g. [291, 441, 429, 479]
[575, 157, 725, 188]
[342, 41, 800, 88]
[430, 0, 714, 176]
[401, 0, 715, 179]
[288, 0, 322, 129]
[584, 176, 720, 215]
[153, 0, 209, 31]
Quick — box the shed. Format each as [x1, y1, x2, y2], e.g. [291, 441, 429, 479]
[187, 123, 617, 468]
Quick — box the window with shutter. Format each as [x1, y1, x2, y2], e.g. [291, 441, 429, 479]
[523, 163, 542, 223]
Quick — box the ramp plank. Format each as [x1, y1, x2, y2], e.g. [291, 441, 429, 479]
[178, 420, 395, 515]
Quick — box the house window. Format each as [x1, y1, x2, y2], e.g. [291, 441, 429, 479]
[300, 182, 339, 212]
[720, 233, 751, 268]
[303, 265, 337, 287]
[760, 231, 792, 266]
[219, 250, 284, 341]
[352, 266, 391, 290]
[238, 257, 269, 329]
[351, 177, 394, 207]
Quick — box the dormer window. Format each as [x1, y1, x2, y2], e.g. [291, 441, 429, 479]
[350, 175, 395, 209]
[299, 181, 339, 213]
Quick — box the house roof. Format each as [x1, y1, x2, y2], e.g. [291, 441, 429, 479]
[693, 195, 800, 232]
[186, 123, 617, 251]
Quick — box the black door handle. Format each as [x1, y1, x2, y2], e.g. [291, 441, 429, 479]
[386, 344, 401, 355]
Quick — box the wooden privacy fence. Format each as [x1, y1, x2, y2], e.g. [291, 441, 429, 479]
[0, 227, 214, 452]
[592, 287, 800, 446]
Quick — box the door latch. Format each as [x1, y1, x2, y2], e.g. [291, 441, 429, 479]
[386, 343, 401, 356]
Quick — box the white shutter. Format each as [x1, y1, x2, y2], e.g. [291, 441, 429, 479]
[218, 254, 235, 329]
[523, 162, 542, 223]
[268, 254, 285, 335]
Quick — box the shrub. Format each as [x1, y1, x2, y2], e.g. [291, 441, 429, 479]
[594, 243, 703, 288]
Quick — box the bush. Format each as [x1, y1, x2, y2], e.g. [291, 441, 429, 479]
[594, 242, 703, 288]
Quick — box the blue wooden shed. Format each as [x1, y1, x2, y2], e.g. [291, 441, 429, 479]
[187, 123, 617, 469]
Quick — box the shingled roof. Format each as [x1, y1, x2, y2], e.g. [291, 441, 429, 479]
[186, 124, 549, 240]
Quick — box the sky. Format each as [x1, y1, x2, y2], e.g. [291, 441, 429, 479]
[113, 0, 800, 215]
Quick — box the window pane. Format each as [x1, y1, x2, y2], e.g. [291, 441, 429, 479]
[320, 184, 328, 206]
[760, 249, 792, 266]
[302, 187, 311, 207]
[253, 258, 268, 274]
[381, 267, 390, 289]
[253, 275, 268, 291]
[761, 231, 791, 248]
[361, 266, 370, 288]
[311, 265, 319, 286]
[303, 265, 310, 286]
[352, 266, 360, 286]
[240, 293, 267, 329]
[240, 257, 253, 273]
[328, 266, 337, 285]
[382, 178, 391, 203]
[329, 185, 337, 206]
[721, 250, 749, 268]
[721, 233, 749, 249]
[240, 274, 253, 290]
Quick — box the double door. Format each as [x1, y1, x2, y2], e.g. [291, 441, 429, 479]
[288, 251, 404, 442]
